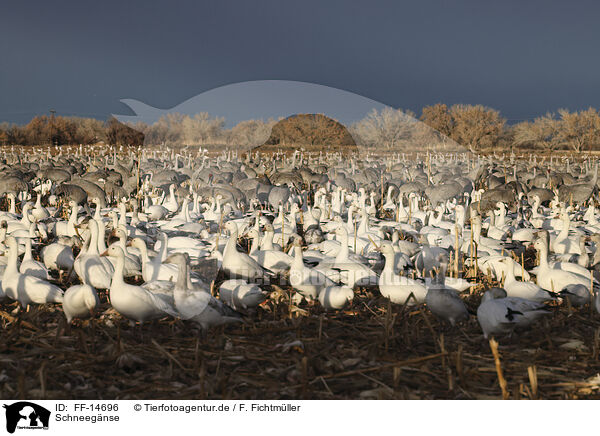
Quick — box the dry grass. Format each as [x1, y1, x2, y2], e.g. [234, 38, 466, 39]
[2, 275, 600, 400]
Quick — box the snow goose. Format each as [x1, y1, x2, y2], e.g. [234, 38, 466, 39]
[218, 279, 268, 311]
[63, 284, 100, 323]
[202, 195, 223, 222]
[486, 210, 510, 241]
[166, 253, 242, 329]
[289, 239, 339, 301]
[318, 284, 354, 310]
[382, 186, 396, 211]
[42, 237, 76, 271]
[31, 194, 50, 221]
[559, 284, 591, 307]
[3, 236, 63, 307]
[468, 213, 504, 256]
[425, 260, 469, 326]
[222, 221, 273, 282]
[553, 235, 589, 270]
[414, 237, 449, 278]
[551, 211, 581, 255]
[144, 196, 169, 221]
[6, 202, 33, 234]
[247, 228, 292, 275]
[477, 287, 551, 339]
[102, 245, 177, 323]
[130, 237, 178, 282]
[162, 184, 179, 213]
[74, 219, 114, 290]
[20, 237, 50, 280]
[328, 226, 378, 288]
[377, 241, 427, 305]
[55, 201, 79, 238]
[499, 258, 558, 302]
[532, 236, 590, 293]
[153, 233, 208, 259]
[260, 223, 282, 251]
[110, 226, 142, 277]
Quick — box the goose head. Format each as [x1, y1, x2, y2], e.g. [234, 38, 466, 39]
[128, 237, 146, 250]
[101, 244, 124, 258]
[247, 228, 260, 240]
[334, 226, 348, 239]
[5, 235, 17, 251]
[481, 287, 508, 303]
[375, 240, 395, 259]
[532, 237, 547, 253]
[224, 221, 239, 237]
[165, 252, 189, 266]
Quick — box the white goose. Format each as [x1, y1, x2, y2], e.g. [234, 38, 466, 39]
[477, 287, 551, 339]
[222, 221, 273, 282]
[20, 237, 50, 280]
[326, 226, 378, 288]
[551, 211, 582, 255]
[63, 284, 100, 323]
[167, 253, 242, 329]
[377, 241, 427, 305]
[3, 236, 63, 307]
[499, 258, 558, 302]
[130, 237, 179, 282]
[425, 261, 469, 326]
[41, 237, 75, 271]
[103, 245, 177, 323]
[318, 283, 354, 310]
[532, 236, 590, 293]
[73, 219, 114, 290]
[247, 227, 292, 275]
[162, 184, 179, 213]
[290, 239, 339, 301]
[218, 279, 267, 310]
[31, 194, 50, 221]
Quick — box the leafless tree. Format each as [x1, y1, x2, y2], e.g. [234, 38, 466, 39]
[227, 118, 276, 148]
[513, 113, 559, 150]
[449, 104, 505, 152]
[555, 108, 600, 152]
[350, 107, 418, 148]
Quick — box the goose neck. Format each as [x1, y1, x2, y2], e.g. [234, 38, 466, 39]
[335, 231, 350, 262]
[175, 259, 189, 290]
[249, 233, 259, 254]
[112, 252, 125, 285]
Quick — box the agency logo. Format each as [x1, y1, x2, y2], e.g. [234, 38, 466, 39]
[3, 402, 50, 434]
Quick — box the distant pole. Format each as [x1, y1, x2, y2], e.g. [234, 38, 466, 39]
[49, 109, 56, 146]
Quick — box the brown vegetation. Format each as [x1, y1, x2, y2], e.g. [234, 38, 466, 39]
[3, 105, 600, 152]
[258, 114, 356, 153]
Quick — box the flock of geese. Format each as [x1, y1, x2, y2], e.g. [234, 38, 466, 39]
[0, 147, 599, 340]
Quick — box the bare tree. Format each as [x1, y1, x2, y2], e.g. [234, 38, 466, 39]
[420, 103, 453, 137]
[228, 118, 276, 148]
[449, 104, 505, 152]
[513, 113, 559, 150]
[556, 108, 600, 152]
[350, 108, 418, 148]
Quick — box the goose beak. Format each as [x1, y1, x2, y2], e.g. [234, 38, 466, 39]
[100, 250, 109, 257]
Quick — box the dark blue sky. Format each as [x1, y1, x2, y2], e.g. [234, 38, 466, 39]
[1, 0, 599, 124]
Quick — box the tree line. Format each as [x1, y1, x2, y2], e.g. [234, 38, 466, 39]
[2, 104, 600, 152]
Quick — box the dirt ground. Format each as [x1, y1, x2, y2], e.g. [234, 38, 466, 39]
[2, 277, 600, 400]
